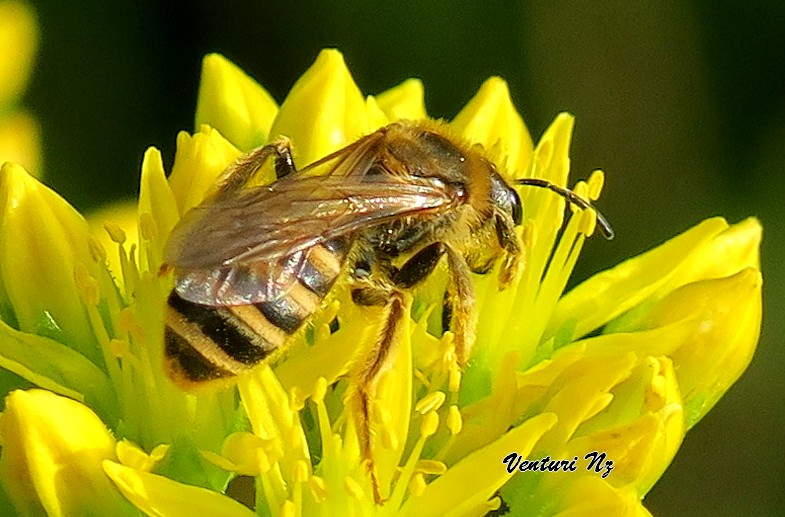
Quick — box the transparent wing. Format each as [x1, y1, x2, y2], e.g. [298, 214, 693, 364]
[164, 127, 464, 306]
[172, 247, 305, 306]
[165, 174, 461, 271]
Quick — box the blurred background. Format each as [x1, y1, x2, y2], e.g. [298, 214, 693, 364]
[8, 0, 784, 514]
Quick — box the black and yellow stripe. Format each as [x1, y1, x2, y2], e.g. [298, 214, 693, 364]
[164, 238, 349, 387]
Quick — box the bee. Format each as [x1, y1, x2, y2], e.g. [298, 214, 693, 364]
[161, 121, 613, 501]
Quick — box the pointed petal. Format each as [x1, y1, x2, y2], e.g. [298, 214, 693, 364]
[614, 268, 762, 426]
[400, 412, 556, 517]
[552, 478, 653, 517]
[138, 147, 179, 272]
[269, 49, 371, 166]
[0, 318, 115, 418]
[375, 78, 427, 121]
[104, 460, 257, 517]
[167, 126, 243, 214]
[548, 217, 730, 341]
[0, 390, 136, 516]
[195, 53, 279, 151]
[0, 162, 103, 364]
[451, 77, 534, 176]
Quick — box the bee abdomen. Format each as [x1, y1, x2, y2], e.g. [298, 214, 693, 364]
[164, 238, 350, 387]
[165, 293, 287, 385]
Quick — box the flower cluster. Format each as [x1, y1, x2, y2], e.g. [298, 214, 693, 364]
[0, 49, 761, 516]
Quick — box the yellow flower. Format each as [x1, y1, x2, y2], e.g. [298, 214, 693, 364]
[0, 49, 761, 516]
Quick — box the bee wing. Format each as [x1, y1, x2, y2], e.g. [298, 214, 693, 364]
[170, 248, 312, 306]
[166, 128, 386, 271]
[165, 174, 463, 306]
[166, 174, 460, 268]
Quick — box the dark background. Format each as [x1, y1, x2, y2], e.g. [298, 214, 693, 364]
[25, 1, 784, 514]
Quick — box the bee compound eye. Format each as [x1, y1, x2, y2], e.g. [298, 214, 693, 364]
[510, 187, 523, 225]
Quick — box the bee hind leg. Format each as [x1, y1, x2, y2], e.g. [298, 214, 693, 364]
[346, 242, 476, 503]
[349, 283, 407, 504]
[217, 136, 296, 194]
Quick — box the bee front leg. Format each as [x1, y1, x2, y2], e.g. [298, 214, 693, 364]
[217, 136, 296, 194]
[494, 213, 523, 290]
[441, 245, 477, 366]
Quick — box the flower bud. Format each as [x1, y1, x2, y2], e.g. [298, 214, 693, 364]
[195, 53, 279, 152]
[0, 389, 135, 516]
[269, 49, 372, 167]
[0, 162, 103, 364]
[452, 76, 534, 176]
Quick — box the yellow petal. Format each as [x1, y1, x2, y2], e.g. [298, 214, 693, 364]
[400, 412, 557, 517]
[374, 78, 427, 121]
[268, 49, 371, 167]
[238, 366, 310, 485]
[138, 147, 179, 272]
[548, 217, 730, 341]
[167, 126, 243, 214]
[275, 290, 368, 398]
[0, 318, 115, 418]
[451, 76, 534, 177]
[566, 356, 684, 495]
[104, 460, 257, 517]
[194, 53, 279, 151]
[0, 389, 135, 516]
[0, 162, 103, 364]
[624, 268, 762, 426]
[552, 477, 653, 517]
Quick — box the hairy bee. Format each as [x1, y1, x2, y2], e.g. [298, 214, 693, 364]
[161, 121, 612, 500]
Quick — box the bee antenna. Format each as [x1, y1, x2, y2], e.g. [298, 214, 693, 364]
[515, 178, 615, 240]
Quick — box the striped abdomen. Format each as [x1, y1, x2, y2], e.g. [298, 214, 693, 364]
[164, 238, 349, 387]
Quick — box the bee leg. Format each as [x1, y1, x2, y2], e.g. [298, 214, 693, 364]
[348, 244, 474, 501]
[387, 241, 475, 365]
[349, 283, 406, 504]
[495, 213, 523, 290]
[390, 241, 446, 288]
[442, 245, 476, 366]
[217, 137, 295, 194]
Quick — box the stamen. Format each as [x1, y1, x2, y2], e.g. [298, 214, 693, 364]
[448, 368, 462, 393]
[409, 473, 427, 497]
[446, 405, 463, 435]
[308, 476, 329, 503]
[415, 391, 446, 414]
[73, 262, 99, 307]
[420, 411, 439, 438]
[280, 500, 296, 517]
[343, 476, 365, 500]
[104, 220, 127, 244]
[587, 170, 605, 200]
[415, 459, 448, 475]
[292, 460, 309, 483]
[88, 236, 107, 263]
